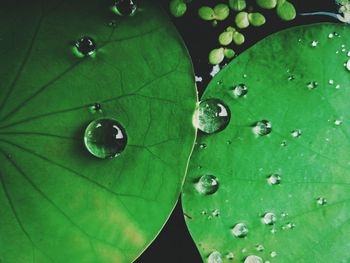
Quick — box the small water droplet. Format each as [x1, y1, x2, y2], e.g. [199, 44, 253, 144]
[281, 211, 288, 217]
[114, 0, 137, 16]
[307, 81, 318, 89]
[262, 212, 277, 225]
[328, 79, 334, 85]
[244, 255, 263, 263]
[199, 143, 207, 149]
[226, 252, 234, 260]
[195, 175, 219, 195]
[335, 119, 343, 126]
[317, 197, 327, 205]
[280, 140, 287, 147]
[108, 20, 117, 27]
[311, 40, 319, 47]
[267, 174, 281, 185]
[253, 120, 272, 136]
[256, 244, 264, 252]
[89, 103, 102, 113]
[212, 209, 220, 217]
[291, 129, 302, 138]
[232, 84, 248, 97]
[84, 118, 127, 159]
[270, 251, 277, 258]
[288, 75, 295, 81]
[328, 32, 334, 39]
[75, 36, 96, 56]
[208, 251, 222, 263]
[347, 51, 350, 57]
[231, 223, 248, 238]
[335, 84, 341, 89]
[346, 60, 350, 71]
[285, 222, 296, 229]
[196, 99, 231, 134]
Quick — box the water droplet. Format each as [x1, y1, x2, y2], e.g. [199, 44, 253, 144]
[196, 99, 230, 134]
[311, 40, 318, 47]
[328, 79, 334, 85]
[114, 0, 137, 16]
[232, 84, 248, 97]
[195, 175, 219, 195]
[108, 20, 117, 27]
[75, 36, 96, 56]
[346, 60, 350, 71]
[288, 75, 295, 81]
[307, 81, 318, 89]
[281, 211, 288, 217]
[267, 174, 281, 185]
[317, 197, 327, 205]
[208, 251, 222, 263]
[347, 51, 350, 57]
[226, 252, 234, 260]
[256, 244, 265, 252]
[84, 118, 127, 159]
[244, 255, 263, 263]
[335, 119, 343, 126]
[89, 103, 102, 113]
[328, 32, 334, 39]
[199, 143, 207, 149]
[281, 140, 287, 147]
[291, 129, 302, 138]
[335, 84, 341, 89]
[262, 212, 277, 225]
[271, 251, 277, 258]
[212, 209, 220, 217]
[253, 120, 272, 136]
[231, 223, 248, 238]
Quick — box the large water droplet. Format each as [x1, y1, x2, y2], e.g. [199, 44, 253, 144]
[232, 84, 248, 97]
[75, 36, 96, 56]
[253, 120, 272, 136]
[208, 251, 222, 263]
[231, 223, 248, 238]
[262, 212, 277, 225]
[196, 99, 230, 134]
[195, 175, 219, 195]
[267, 174, 281, 185]
[114, 0, 137, 16]
[244, 255, 263, 263]
[84, 118, 127, 159]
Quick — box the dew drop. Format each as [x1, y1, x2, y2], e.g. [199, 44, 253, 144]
[328, 79, 334, 85]
[280, 140, 287, 147]
[346, 60, 350, 71]
[335, 119, 343, 126]
[256, 244, 265, 252]
[114, 0, 137, 16]
[212, 209, 220, 217]
[262, 212, 277, 225]
[231, 223, 248, 238]
[281, 211, 288, 217]
[195, 175, 219, 195]
[307, 81, 318, 89]
[208, 251, 222, 263]
[253, 120, 272, 136]
[84, 118, 127, 159]
[199, 143, 207, 149]
[89, 103, 102, 113]
[196, 99, 231, 134]
[317, 197, 327, 205]
[311, 40, 319, 47]
[226, 252, 234, 260]
[267, 174, 281, 185]
[108, 20, 117, 27]
[271, 251, 277, 258]
[232, 84, 248, 97]
[328, 32, 334, 39]
[291, 129, 302, 138]
[75, 36, 96, 56]
[244, 255, 263, 263]
[288, 75, 295, 81]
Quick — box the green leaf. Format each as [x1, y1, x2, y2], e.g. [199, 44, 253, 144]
[183, 23, 350, 262]
[228, 0, 247, 12]
[213, 4, 230, 21]
[233, 31, 245, 45]
[277, 1, 297, 21]
[209, 48, 225, 65]
[198, 6, 216, 21]
[248, 12, 266, 27]
[223, 48, 236, 59]
[219, 31, 234, 46]
[235, 12, 250, 29]
[0, 0, 197, 262]
[169, 0, 187, 17]
[256, 0, 277, 9]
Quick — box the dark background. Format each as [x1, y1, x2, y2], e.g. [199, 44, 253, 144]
[137, 1, 338, 262]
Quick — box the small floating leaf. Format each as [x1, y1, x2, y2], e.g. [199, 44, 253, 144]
[256, 0, 277, 9]
[169, 0, 187, 17]
[198, 6, 216, 21]
[209, 48, 225, 65]
[235, 12, 250, 29]
[228, 0, 247, 12]
[277, 0, 296, 21]
[248, 12, 266, 27]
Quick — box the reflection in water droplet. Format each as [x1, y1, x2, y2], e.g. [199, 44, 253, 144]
[208, 251, 222, 263]
[84, 118, 127, 159]
[244, 255, 263, 263]
[253, 120, 272, 136]
[114, 0, 137, 16]
[232, 84, 248, 97]
[311, 40, 318, 47]
[262, 212, 277, 225]
[267, 174, 281, 185]
[291, 129, 302, 138]
[196, 99, 231, 134]
[256, 244, 264, 252]
[317, 197, 327, 205]
[307, 81, 318, 89]
[75, 36, 96, 56]
[232, 223, 248, 237]
[195, 175, 219, 195]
